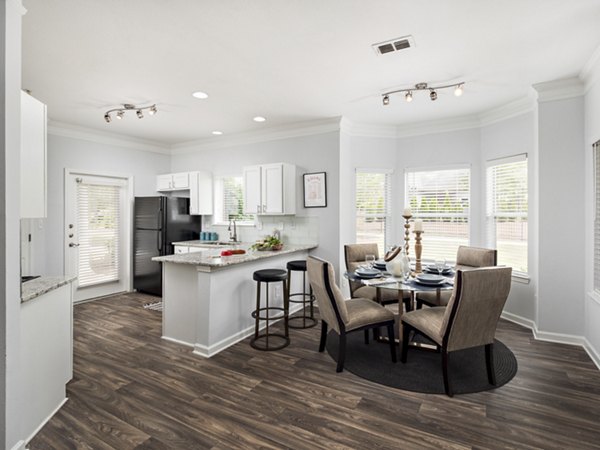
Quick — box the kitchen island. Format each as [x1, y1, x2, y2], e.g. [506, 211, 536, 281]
[153, 244, 316, 357]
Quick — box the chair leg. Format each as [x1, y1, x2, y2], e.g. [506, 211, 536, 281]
[404, 298, 412, 312]
[364, 329, 369, 345]
[401, 324, 410, 363]
[336, 332, 346, 373]
[373, 327, 380, 341]
[318, 321, 327, 352]
[442, 349, 453, 397]
[485, 343, 496, 385]
[387, 324, 397, 363]
[416, 299, 423, 310]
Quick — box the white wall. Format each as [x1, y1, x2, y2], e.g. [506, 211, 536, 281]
[537, 95, 586, 336]
[170, 131, 341, 271]
[585, 58, 600, 363]
[40, 134, 171, 275]
[481, 112, 537, 321]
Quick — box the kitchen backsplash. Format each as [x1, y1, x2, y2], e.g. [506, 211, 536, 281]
[203, 216, 319, 246]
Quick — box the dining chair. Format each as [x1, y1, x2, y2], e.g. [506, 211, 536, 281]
[401, 266, 512, 396]
[416, 246, 497, 309]
[344, 243, 411, 311]
[307, 256, 397, 373]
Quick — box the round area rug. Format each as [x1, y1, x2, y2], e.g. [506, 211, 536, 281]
[326, 331, 517, 395]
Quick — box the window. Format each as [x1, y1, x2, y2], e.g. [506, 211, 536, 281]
[355, 170, 392, 255]
[594, 142, 600, 293]
[214, 176, 254, 224]
[406, 167, 470, 262]
[77, 181, 121, 287]
[486, 154, 528, 274]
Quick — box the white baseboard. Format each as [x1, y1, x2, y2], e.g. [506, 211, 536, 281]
[23, 397, 68, 447]
[10, 440, 26, 450]
[160, 335, 195, 348]
[501, 311, 600, 370]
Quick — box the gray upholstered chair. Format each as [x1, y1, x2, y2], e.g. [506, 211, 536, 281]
[344, 243, 411, 311]
[401, 266, 512, 396]
[307, 256, 396, 373]
[416, 246, 497, 309]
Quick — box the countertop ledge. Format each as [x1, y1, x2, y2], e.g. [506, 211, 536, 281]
[153, 244, 317, 267]
[21, 276, 76, 303]
[172, 240, 249, 248]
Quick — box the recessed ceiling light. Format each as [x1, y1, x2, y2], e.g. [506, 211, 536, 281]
[212, 131, 223, 135]
[192, 91, 209, 99]
[253, 116, 266, 123]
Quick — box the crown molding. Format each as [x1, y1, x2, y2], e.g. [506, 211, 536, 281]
[47, 121, 171, 155]
[339, 117, 397, 138]
[170, 117, 342, 154]
[581, 42, 600, 93]
[533, 77, 584, 103]
[479, 94, 536, 128]
[395, 114, 480, 139]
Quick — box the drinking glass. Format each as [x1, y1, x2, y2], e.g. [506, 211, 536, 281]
[365, 254, 376, 269]
[435, 258, 446, 276]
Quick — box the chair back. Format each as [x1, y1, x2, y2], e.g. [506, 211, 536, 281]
[307, 256, 348, 333]
[344, 243, 379, 297]
[455, 246, 497, 271]
[441, 266, 512, 352]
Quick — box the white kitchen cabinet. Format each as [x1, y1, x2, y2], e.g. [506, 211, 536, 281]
[174, 245, 207, 254]
[243, 163, 296, 215]
[189, 171, 213, 215]
[156, 172, 190, 191]
[20, 91, 47, 218]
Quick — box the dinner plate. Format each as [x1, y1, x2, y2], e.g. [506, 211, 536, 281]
[355, 272, 381, 279]
[425, 265, 452, 274]
[355, 267, 381, 277]
[416, 273, 446, 283]
[414, 278, 447, 286]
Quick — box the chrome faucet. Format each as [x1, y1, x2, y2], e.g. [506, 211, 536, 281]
[228, 219, 238, 242]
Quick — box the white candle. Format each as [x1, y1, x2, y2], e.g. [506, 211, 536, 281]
[414, 219, 423, 232]
[403, 207, 412, 216]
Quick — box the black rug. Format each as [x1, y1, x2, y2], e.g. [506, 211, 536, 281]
[326, 330, 517, 395]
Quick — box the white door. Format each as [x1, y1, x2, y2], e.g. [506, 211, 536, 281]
[262, 163, 284, 214]
[65, 171, 131, 303]
[243, 165, 262, 214]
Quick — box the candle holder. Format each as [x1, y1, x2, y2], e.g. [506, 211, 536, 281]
[413, 230, 424, 273]
[402, 214, 412, 258]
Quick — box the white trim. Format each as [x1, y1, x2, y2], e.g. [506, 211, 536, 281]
[511, 273, 530, 284]
[160, 335, 195, 348]
[588, 290, 600, 307]
[10, 441, 26, 450]
[580, 41, 600, 87]
[533, 77, 584, 103]
[534, 329, 586, 347]
[171, 117, 342, 154]
[501, 310, 536, 331]
[24, 397, 68, 446]
[48, 120, 171, 155]
[479, 95, 536, 128]
[584, 338, 600, 371]
[486, 153, 527, 167]
[396, 115, 480, 139]
[404, 163, 471, 173]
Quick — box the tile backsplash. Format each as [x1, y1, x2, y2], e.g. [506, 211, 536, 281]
[203, 216, 319, 246]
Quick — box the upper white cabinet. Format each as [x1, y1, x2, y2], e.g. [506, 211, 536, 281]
[21, 91, 47, 218]
[156, 172, 189, 191]
[243, 163, 296, 215]
[156, 171, 213, 215]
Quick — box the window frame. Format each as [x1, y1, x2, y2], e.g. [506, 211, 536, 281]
[355, 168, 393, 255]
[212, 175, 255, 226]
[404, 164, 471, 263]
[485, 153, 528, 278]
[594, 142, 600, 295]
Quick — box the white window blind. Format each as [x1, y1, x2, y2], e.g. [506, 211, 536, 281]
[215, 176, 254, 224]
[356, 170, 392, 255]
[77, 181, 121, 287]
[594, 142, 600, 293]
[406, 167, 470, 262]
[486, 154, 528, 274]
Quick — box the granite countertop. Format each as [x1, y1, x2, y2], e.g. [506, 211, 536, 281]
[153, 244, 317, 267]
[21, 276, 77, 303]
[172, 240, 248, 248]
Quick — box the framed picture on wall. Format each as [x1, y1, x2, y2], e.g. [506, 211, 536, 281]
[303, 172, 327, 208]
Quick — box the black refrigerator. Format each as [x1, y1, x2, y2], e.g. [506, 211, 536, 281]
[133, 196, 202, 296]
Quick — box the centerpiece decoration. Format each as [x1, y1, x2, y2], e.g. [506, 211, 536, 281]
[250, 235, 283, 251]
[384, 245, 410, 280]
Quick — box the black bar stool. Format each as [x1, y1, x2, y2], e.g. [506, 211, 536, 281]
[286, 260, 317, 329]
[250, 269, 290, 351]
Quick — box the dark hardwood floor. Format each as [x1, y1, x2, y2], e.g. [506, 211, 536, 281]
[29, 293, 600, 449]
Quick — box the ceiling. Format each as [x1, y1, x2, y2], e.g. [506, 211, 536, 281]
[22, 0, 600, 146]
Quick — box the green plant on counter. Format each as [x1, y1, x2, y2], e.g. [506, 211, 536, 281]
[250, 235, 283, 251]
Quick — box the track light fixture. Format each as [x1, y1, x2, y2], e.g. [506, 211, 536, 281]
[381, 81, 464, 105]
[103, 103, 157, 123]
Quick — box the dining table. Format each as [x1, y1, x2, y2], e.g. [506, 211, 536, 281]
[345, 267, 455, 346]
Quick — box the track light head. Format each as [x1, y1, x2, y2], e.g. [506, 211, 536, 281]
[149, 105, 157, 115]
[430, 90, 438, 101]
[136, 110, 143, 119]
[104, 113, 111, 123]
[382, 95, 390, 106]
[116, 111, 124, 120]
[454, 84, 464, 97]
[405, 91, 413, 103]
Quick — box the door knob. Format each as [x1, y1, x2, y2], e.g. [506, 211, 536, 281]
[69, 243, 80, 247]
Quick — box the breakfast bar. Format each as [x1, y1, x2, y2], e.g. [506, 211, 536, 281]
[153, 244, 316, 357]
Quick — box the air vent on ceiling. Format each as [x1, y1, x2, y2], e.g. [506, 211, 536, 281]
[372, 35, 415, 55]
